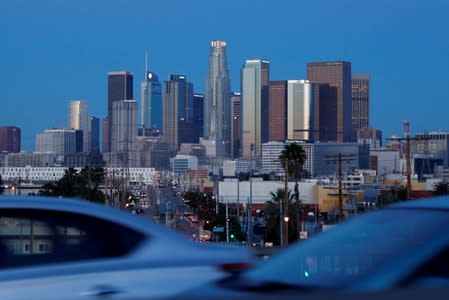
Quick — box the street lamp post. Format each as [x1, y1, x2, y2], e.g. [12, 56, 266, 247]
[247, 143, 254, 245]
[284, 162, 289, 246]
[284, 216, 290, 246]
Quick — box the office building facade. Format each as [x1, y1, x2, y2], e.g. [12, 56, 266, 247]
[68, 100, 89, 152]
[35, 129, 79, 156]
[204, 41, 231, 157]
[110, 100, 137, 167]
[231, 92, 241, 158]
[352, 74, 370, 141]
[241, 59, 270, 158]
[193, 93, 204, 144]
[287, 80, 315, 142]
[301, 142, 366, 178]
[105, 71, 133, 153]
[307, 61, 352, 142]
[0, 126, 21, 153]
[261, 141, 285, 175]
[269, 81, 287, 142]
[163, 75, 194, 154]
[141, 71, 162, 132]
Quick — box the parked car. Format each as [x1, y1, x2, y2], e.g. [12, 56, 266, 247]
[177, 196, 449, 299]
[0, 196, 254, 300]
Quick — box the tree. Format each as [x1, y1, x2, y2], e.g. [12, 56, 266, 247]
[279, 142, 306, 245]
[38, 166, 105, 203]
[279, 142, 307, 182]
[434, 182, 449, 196]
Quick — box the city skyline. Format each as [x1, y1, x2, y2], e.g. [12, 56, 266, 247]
[1, 0, 449, 151]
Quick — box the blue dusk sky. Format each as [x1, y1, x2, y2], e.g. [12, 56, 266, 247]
[1, 0, 449, 151]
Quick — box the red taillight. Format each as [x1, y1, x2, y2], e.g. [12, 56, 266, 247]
[217, 262, 254, 273]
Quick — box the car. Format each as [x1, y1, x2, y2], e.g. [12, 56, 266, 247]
[177, 195, 449, 299]
[0, 196, 255, 300]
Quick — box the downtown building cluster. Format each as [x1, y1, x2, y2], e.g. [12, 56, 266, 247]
[2, 40, 449, 187]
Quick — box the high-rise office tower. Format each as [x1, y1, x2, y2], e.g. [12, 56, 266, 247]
[0, 126, 21, 153]
[307, 61, 352, 142]
[68, 100, 89, 152]
[352, 74, 370, 141]
[193, 93, 204, 144]
[105, 71, 133, 153]
[231, 92, 241, 158]
[163, 75, 193, 154]
[204, 41, 231, 157]
[269, 81, 287, 142]
[241, 59, 270, 158]
[35, 129, 78, 155]
[287, 80, 315, 142]
[111, 100, 137, 167]
[89, 116, 100, 154]
[312, 84, 338, 142]
[141, 68, 162, 132]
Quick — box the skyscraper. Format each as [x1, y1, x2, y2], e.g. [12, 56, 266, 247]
[269, 81, 287, 142]
[105, 71, 133, 153]
[352, 74, 370, 140]
[89, 116, 100, 154]
[35, 129, 78, 155]
[231, 92, 241, 158]
[193, 93, 204, 144]
[0, 126, 21, 153]
[241, 59, 270, 158]
[68, 100, 89, 152]
[307, 61, 352, 142]
[111, 100, 137, 167]
[287, 80, 315, 142]
[141, 70, 162, 131]
[163, 75, 193, 154]
[204, 41, 231, 157]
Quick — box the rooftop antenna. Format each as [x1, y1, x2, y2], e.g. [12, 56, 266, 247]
[145, 50, 148, 76]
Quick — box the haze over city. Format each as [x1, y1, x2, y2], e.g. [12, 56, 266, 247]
[1, 0, 449, 151]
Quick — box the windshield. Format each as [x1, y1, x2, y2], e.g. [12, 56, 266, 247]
[246, 208, 449, 288]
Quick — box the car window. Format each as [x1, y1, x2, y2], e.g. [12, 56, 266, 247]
[0, 209, 145, 269]
[246, 208, 449, 288]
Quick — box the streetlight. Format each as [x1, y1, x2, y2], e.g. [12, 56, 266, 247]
[284, 216, 290, 246]
[247, 143, 254, 245]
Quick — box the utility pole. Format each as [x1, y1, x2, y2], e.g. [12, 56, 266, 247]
[325, 153, 356, 221]
[386, 121, 430, 200]
[225, 199, 229, 243]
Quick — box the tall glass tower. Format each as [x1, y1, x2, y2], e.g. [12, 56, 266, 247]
[241, 59, 270, 158]
[204, 40, 231, 157]
[68, 100, 89, 152]
[105, 71, 133, 153]
[141, 71, 162, 132]
[163, 75, 193, 154]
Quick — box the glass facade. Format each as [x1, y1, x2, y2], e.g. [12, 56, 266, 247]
[111, 100, 137, 167]
[241, 59, 270, 158]
[287, 80, 315, 142]
[68, 100, 89, 152]
[141, 71, 162, 132]
[106, 71, 134, 153]
[307, 61, 352, 142]
[204, 41, 231, 157]
[269, 81, 287, 142]
[163, 75, 194, 153]
[351, 74, 370, 141]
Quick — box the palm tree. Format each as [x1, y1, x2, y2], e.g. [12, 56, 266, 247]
[266, 188, 291, 245]
[279, 142, 306, 245]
